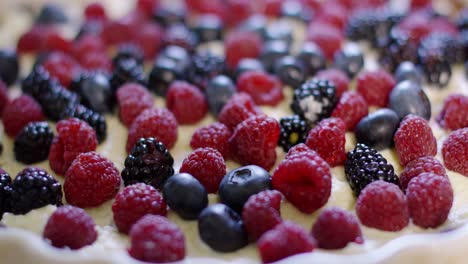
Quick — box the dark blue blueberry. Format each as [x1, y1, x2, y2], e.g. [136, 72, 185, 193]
[153, 6, 186, 27]
[234, 58, 265, 80]
[71, 72, 113, 113]
[274, 56, 306, 88]
[239, 15, 267, 35]
[162, 173, 208, 220]
[198, 204, 248, 252]
[0, 49, 19, 86]
[388, 80, 431, 120]
[296, 42, 326, 76]
[160, 45, 191, 71]
[218, 165, 271, 212]
[263, 21, 293, 46]
[260, 40, 290, 72]
[148, 57, 182, 96]
[163, 24, 198, 53]
[280, 0, 313, 22]
[205, 75, 236, 116]
[394, 61, 423, 84]
[333, 43, 364, 78]
[192, 15, 223, 43]
[354, 109, 400, 150]
[35, 4, 68, 24]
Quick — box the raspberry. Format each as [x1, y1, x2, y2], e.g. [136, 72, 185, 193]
[316, 3, 348, 31]
[285, 143, 318, 159]
[129, 215, 185, 263]
[307, 22, 344, 60]
[331, 91, 368, 131]
[126, 108, 178, 153]
[43, 205, 97, 249]
[190, 122, 231, 158]
[272, 151, 331, 213]
[257, 221, 316, 263]
[166, 81, 208, 124]
[311, 207, 363, 249]
[133, 22, 164, 60]
[356, 69, 396, 107]
[17, 25, 55, 53]
[116, 83, 154, 127]
[112, 183, 167, 234]
[79, 52, 112, 73]
[242, 190, 282, 242]
[64, 151, 120, 208]
[48, 118, 98, 175]
[397, 11, 431, 44]
[356, 180, 409, 231]
[84, 3, 107, 21]
[218, 92, 262, 130]
[101, 20, 133, 47]
[437, 94, 468, 130]
[237, 71, 284, 106]
[410, 0, 431, 9]
[225, 31, 262, 69]
[136, 0, 160, 17]
[394, 114, 437, 165]
[225, 0, 252, 26]
[262, 0, 282, 16]
[61, 104, 107, 143]
[179, 148, 226, 193]
[400, 156, 447, 192]
[315, 68, 350, 98]
[42, 32, 72, 54]
[0, 80, 10, 116]
[72, 35, 106, 60]
[43, 52, 81, 87]
[305, 118, 346, 167]
[442, 128, 468, 176]
[229, 115, 280, 171]
[2, 95, 45, 137]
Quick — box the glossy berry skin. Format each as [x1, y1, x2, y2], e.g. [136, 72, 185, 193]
[148, 57, 181, 96]
[0, 169, 11, 218]
[234, 58, 265, 80]
[160, 46, 191, 71]
[192, 15, 223, 42]
[263, 21, 293, 45]
[35, 4, 68, 24]
[333, 43, 364, 78]
[163, 24, 198, 53]
[355, 108, 400, 150]
[152, 6, 186, 27]
[296, 42, 326, 76]
[389, 80, 431, 120]
[278, 115, 309, 152]
[187, 53, 224, 91]
[205, 75, 236, 116]
[274, 56, 306, 89]
[162, 173, 208, 220]
[71, 72, 113, 113]
[14, 122, 54, 164]
[260, 40, 289, 73]
[0, 50, 19, 86]
[239, 14, 267, 35]
[219, 165, 272, 212]
[394, 61, 423, 84]
[198, 204, 248, 252]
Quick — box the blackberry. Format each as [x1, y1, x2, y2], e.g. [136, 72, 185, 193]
[121, 138, 175, 189]
[187, 53, 224, 90]
[14, 122, 54, 164]
[278, 115, 309, 152]
[378, 29, 419, 72]
[346, 10, 377, 42]
[148, 56, 182, 96]
[112, 44, 144, 67]
[22, 66, 56, 98]
[344, 143, 399, 196]
[70, 71, 114, 113]
[110, 58, 147, 92]
[37, 84, 79, 121]
[290, 79, 338, 125]
[0, 169, 11, 218]
[9, 167, 62, 215]
[60, 104, 107, 143]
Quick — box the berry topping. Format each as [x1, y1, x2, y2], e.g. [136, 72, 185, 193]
[70, 72, 113, 113]
[400, 156, 447, 192]
[60, 104, 107, 143]
[437, 94, 468, 130]
[190, 122, 231, 158]
[2, 95, 45, 137]
[116, 83, 154, 127]
[331, 91, 368, 131]
[356, 69, 396, 107]
[389, 80, 431, 120]
[442, 128, 468, 176]
[354, 108, 400, 150]
[218, 92, 261, 130]
[166, 81, 208, 124]
[205, 75, 236, 116]
[278, 115, 309, 152]
[225, 31, 262, 69]
[14, 122, 54, 164]
[237, 70, 284, 106]
[315, 68, 350, 99]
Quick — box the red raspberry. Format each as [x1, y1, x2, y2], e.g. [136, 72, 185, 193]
[218, 92, 262, 130]
[272, 152, 331, 213]
[331, 91, 368, 131]
[79, 51, 112, 73]
[133, 22, 164, 60]
[407, 173, 453, 228]
[2, 95, 45, 137]
[72, 35, 106, 61]
[0, 81, 9, 116]
[84, 3, 107, 21]
[257, 221, 316, 263]
[225, 31, 262, 69]
[285, 143, 319, 159]
[64, 151, 120, 207]
[43, 205, 97, 250]
[311, 207, 363, 249]
[262, 0, 282, 17]
[394, 114, 437, 166]
[112, 183, 167, 234]
[129, 215, 185, 263]
[101, 20, 133, 46]
[179, 147, 226, 193]
[356, 180, 409, 231]
[225, 0, 253, 26]
[48, 118, 98, 175]
[301, 0, 321, 10]
[442, 128, 468, 176]
[17, 25, 55, 53]
[43, 32, 72, 54]
[166, 81, 208, 124]
[237, 71, 284, 106]
[356, 69, 396, 107]
[305, 118, 346, 167]
[117, 83, 154, 127]
[242, 190, 282, 241]
[126, 108, 178, 153]
[229, 115, 280, 171]
[316, 3, 348, 31]
[307, 22, 344, 60]
[400, 156, 447, 192]
[397, 12, 431, 44]
[315, 68, 349, 98]
[437, 94, 468, 130]
[185, 0, 226, 16]
[190, 122, 231, 158]
[410, 0, 431, 9]
[136, 0, 160, 17]
[43, 52, 81, 87]
[430, 17, 459, 36]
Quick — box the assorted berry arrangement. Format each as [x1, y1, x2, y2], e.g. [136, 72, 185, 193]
[0, 0, 466, 263]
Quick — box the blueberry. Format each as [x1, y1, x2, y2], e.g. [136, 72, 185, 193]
[263, 21, 293, 46]
[148, 57, 182, 96]
[334, 43, 364, 78]
[394, 61, 423, 84]
[205, 75, 236, 116]
[0, 49, 19, 86]
[388, 80, 431, 120]
[192, 15, 223, 43]
[218, 165, 271, 212]
[296, 42, 326, 76]
[152, 6, 186, 27]
[35, 4, 68, 25]
[280, 0, 313, 22]
[239, 15, 267, 35]
[160, 46, 191, 71]
[274, 56, 306, 88]
[71, 72, 113, 113]
[260, 40, 290, 72]
[162, 173, 208, 220]
[198, 204, 248, 252]
[355, 108, 400, 150]
[234, 58, 265, 80]
[163, 24, 198, 53]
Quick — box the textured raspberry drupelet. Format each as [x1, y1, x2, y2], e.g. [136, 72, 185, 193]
[394, 114, 437, 165]
[43, 205, 97, 250]
[437, 94, 468, 130]
[64, 151, 120, 208]
[331, 91, 368, 131]
[225, 31, 262, 69]
[112, 183, 167, 234]
[237, 71, 284, 106]
[257, 221, 316, 263]
[48, 118, 98, 175]
[166, 81, 208, 124]
[218, 92, 262, 131]
[311, 207, 363, 249]
[126, 108, 178, 153]
[305, 117, 347, 167]
[180, 148, 226, 193]
[229, 115, 280, 171]
[285, 143, 319, 159]
[190, 122, 231, 158]
[129, 215, 185, 263]
[356, 69, 396, 107]
[442, 128, 468, 176]
[307, 22, 344, 60]
[2, 95, 45, 137]
[43, 52, 81, 87]
[0, 80, 10, 116]
[356, 180, 409, 231]
[116, 83, 154, 127]
[400, 156, 447, 192]
[407, 173, 453, 228]
[315, 68, 350, 99]
[242, 190, 282, 242]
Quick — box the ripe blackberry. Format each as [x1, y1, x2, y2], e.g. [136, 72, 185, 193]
[345, 143, 399, 196]
[14, 122, 54, 164]
[60, 104, 107, 143]
[187, 53, 224, 90]
[110, 58, 147, 92]
[418, 37, 452, 87]
[9, 167, 62, 215]
[378, 29, 419, 72]
[122, 138, 175, 189]
[0, 169, 11, 217]
[112, 44, 144, 67]
[278, 115, 309, 152]
[22, 66, 57, 98]
[37, 84, 79, 121]
[346, 10, 377, 42]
